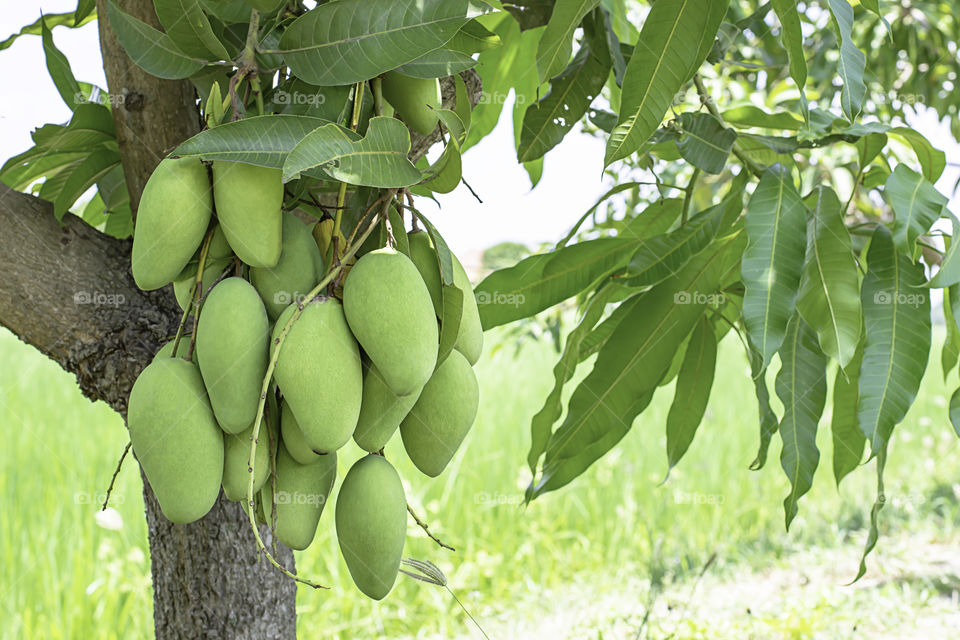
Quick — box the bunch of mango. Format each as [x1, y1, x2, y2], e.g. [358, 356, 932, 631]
[126, 157, 482, 599]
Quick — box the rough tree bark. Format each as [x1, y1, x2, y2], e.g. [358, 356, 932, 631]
[0, 1, 482, 636]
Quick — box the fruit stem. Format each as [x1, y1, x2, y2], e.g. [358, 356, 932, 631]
[171, 226, 216, 357]
[407, 502, 455, 551]
[331, 83, 367, 256]
[681, 167, 700, 227]
[371, 77, 383, 116]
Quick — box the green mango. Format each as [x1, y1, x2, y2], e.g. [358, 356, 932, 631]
[270, 445, 337, 550]
[407, 232, 483, 365]
[196, 278, 270, 434]
[128, 358, 224, 523]
[280, 400, 321, 465]
[251, 215, 323, 320]
[153, 338, 195, 362]
[222, 417, 272, 502]
[213, 161, 283, 268]
[273, 298, 362, 452]
[380, 71, 441, 136]
[131, 158, 213, 291]
[335, 455, 406, 600]
[173, 258, 232, 311]
[342, 248, 438, 396]
[400, 350, 479, 477]
[353, 363, 420, 453]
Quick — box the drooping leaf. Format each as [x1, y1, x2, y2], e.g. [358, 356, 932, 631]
[857, 224, 931, 456]
[0, 11, 97, 51]
[949, 387, 960, 438]
[771, 0, 807, 92]
[32, 103, 116, 152]
[674, 112, 737, 175]
[748, 345, 780, 471]
[888, 127, 946, 182]
[665, 316, 718, 471]
[825, 0, 867, 121]
[53, 150, 120, 220]
[283, 117, 421, 187]
[832, 342, 865, 486]
[416, 110, 467, 194]
[0, 149, 87, 191]
[279, 0, 489, 86]
[853, 446, 887, 582]
[153, 0, 231, 60]
[796, 186, 862, 369]
[75, 0, 97, 23]
[395, 49, 478, 79]
[605, 0, 729, 165]
[741, 164, 808, 368]
[41, 17, 82, 110]
[536, 0, 601, 83]
[884, 164, 948, 256]
[927, 215, 960, 288]
[721, 105, 804, 131]
[556, 189, 676, 249]
[105, 1, 205, 79]
[172, 115, 330, 168]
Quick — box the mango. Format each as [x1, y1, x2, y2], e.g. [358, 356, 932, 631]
[127, 358, 224, 523]
[131, 158, 213, 291]
[173, 258, 232, 311]
[354, 363, 420, 453]
[407, 232, 483, 365]
[280, 400, 321, 465]
[222, 417, 272, 502]
[381, 72, 441, 136]
[196, 277, 270, 434]
[400, 350, 479, 477]
[269, 445, 337, 550]
[335, 455, 406, 599]
[251, 215, 323, 320]
[153, 338, 195, 362]
[272, 298, 362, 452]
[212, 161, 283, 268]
[342, 248, 438, 396]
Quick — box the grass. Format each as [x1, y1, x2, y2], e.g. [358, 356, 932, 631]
[1, 325, 959, 639]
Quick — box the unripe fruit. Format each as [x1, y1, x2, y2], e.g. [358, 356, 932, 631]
[280, 400, 321, 465]
[251, 215, 323, 320]
[273, 298, 362, 452]
[400, 350, 479, 477]
[354, 363, 420, 453]
[407, 232, 484, 364]
[153, 338, 195, 362]
[196, 278, 270, 434]
[222, 418, 272, 502]
[173, 259, 231, 311]
[381, 72, 441, 136]
[128, 358, 224, 523]
[335, 455, 406, 600]
[212, 161, 283, 268]
[269, 445, 337, 550]
[131, 158, 213, 291]
[342, 249, 438, 396]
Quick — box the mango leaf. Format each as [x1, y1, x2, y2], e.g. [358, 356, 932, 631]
[665, 316, 717, 472]
[833, 342, 865, 486]
[857, 224, 931, 456]
[605, 0, 729, 165]
[503, 0, 555, 30]
[771, 0, 807, 91]
[721, 105, 804, 131]
[554, 185, 673, 249]
[32, 104, 116, 152]
[825, 0, 866, 121]
[748, 346, 780, 471]
[796, 186, 862, 369]
[283, 117, 421, 188]
[76, 0, 96, 22]
[853, 446, 887, 582]
[674, 112, 737, 175]
[942, 285, 960, 380]
[106, 2, 204, 79]
[173, 115, 330, 168]
[927, 215, 960, 288]
[416, 110, 466, 194]
[395, 49, 478, 79]
[536, 0, 601, 82]
[884, 164, 948, 256]
[0, 149, 87, 191]
[888, 127, 946, 182]
[777, 314, 827, 530]
[950, 387, 960, 438]
[41, 18, 82, 110]
[154, 0, 231, 60]
[411, 212, 462, 365]
[279, 0, 490, 86]
[741, 164, 808, 368]
[53, 149, 120, 220]
[0, 11, 97, 51]
[447, 19, 502, 54]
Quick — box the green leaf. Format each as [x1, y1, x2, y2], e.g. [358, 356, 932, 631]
[665, 316, 717, 471]
[416, 111, 466, 194]
[283, 117, 421, 188]
[720, 105, 804, 131]
[447, 19, 502, 54]
[0, 149, 87, 191]
[53, 150, 120, 220]
[279, 0, 489, 86]
[674, 112, 737, 175]
[927, 216, 960, 288]
[796, 186, 862, 369]
[105, 1, 204, 79]
[776, 314, 827, 530]
[173, 115, 330, 168]
[0, 11, 97, 51]
[41, 17, 82, 110]
[857, 224, 931, 456]
[153, 0, 231, 60]
[536, 0, 600, 83]
[75, 0, 96, 23]
[941, 285, 960, 381]
[411, 212, 462, 365]
[856, 132, 888, 169]
[748, 347, 780, 471]
[853, 447, 887, 582]
[825, 0, 867, 121]
[949, 387, 960, 438]
[605, 0, 729, 165]
[771, 0, 807, 91]
[888, 127, 946, 182]
[395, 49, 478, 78]
[741, 164, 808, 368]
[33, 104, 116, 152]
[884, 164, 948, 256]
[832, 343, 865, 486]
[554, 186, 676, 249]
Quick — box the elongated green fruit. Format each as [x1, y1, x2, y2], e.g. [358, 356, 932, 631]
[407, 231, 484, 364]
[131, 158, 213, 291]
[381, 71, 441, 136]
[222, 418, 272, 502]
[343, 248, 438, 396]
[173, 258, 231, 311]
[400, 350, 479, 477]
[128, 358, 224, 523]
[251, 215, 323, 320]
[196, 278, 270, 434]
[280, 400, 321, 465]
[153, 338, 195, 362]
[213, 161, 283, 268]
[273, 298, 362, 452]
[354, 363, 420, 453]
[336, 455, 406, 599]
[270, 445, 337, 550]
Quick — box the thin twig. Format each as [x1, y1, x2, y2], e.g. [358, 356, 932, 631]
[461, 177, 483, 203]
[407, 503, 455, 551]
[101, 442, 131, 511]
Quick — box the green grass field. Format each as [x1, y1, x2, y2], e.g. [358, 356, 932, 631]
[2, 325, 959, 639]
